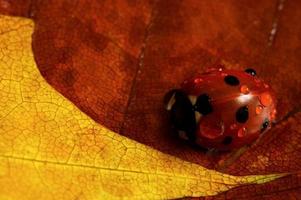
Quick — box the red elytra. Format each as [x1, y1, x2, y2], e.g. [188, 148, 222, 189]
[165, 67, 276, 151]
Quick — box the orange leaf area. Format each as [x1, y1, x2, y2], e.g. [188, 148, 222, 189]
[0, 15, 288, 199]
[18, 0, 300, 171]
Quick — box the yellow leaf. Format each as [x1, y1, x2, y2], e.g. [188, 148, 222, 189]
[0, 15, 287, 200]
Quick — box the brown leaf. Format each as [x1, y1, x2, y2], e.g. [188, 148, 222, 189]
[1, 0, 301, 198]
[0, 15, 287, 199]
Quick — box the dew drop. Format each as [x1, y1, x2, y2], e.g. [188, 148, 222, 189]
[194, 78, 203, 84]
[240, 85, 250, 94]
[259, 92, 272, 107]
[200, 118, 224, 139]
[217, 64, 225, 71]
[271, 108, 277, 120]
[237, 127, 247, 137]
[255, 105, 263, 115]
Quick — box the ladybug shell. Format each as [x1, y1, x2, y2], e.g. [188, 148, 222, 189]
[178, 68, 276, 151]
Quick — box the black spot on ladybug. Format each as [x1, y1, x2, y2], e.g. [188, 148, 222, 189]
[245, 68, 257, 76]
[261, 119, 270, 133]
[169, 90, 196, 141]
[236, 106, 249, 123]
[224, 75, 240, 86]
[222, 136, 233, 145]
[194, 94, 213, 115]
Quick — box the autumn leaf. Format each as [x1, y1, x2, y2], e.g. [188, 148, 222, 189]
[0, 15, 290, 200]
[0, 0, 301, 199]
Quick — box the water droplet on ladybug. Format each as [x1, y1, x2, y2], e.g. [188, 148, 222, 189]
[194, 78, 202, 83]
[217, 64, 225, 72]
[259, 92, 272, 107]
[271, 108, 277, 120]
[255, 105, 263, 115]
[240, 85, 249, 94]
[237, 127, 247, 137]
[199, 118, 224, 139]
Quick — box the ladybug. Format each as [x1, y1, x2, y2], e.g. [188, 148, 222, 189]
[164, 67, 276, 151]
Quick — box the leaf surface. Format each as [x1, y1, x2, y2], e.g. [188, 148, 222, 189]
[0, 0, 301, 199]
[0, 15, 288, 200]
